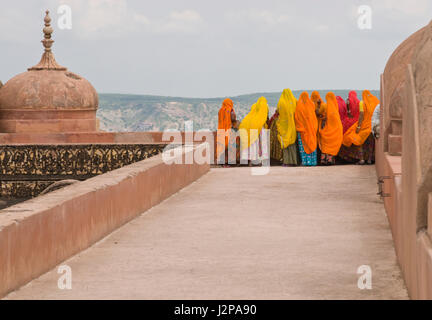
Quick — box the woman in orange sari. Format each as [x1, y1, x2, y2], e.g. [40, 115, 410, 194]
[311, 91, 326, 162]
[342, 90, 380, 164]
[311, 91, 322, 110]
[318, 92, 343, 165]
[217, 98, 236, 166]
[295, 92, 318, 166]
[311, 91, 326, 123]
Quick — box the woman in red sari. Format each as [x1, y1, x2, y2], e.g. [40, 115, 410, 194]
[338, 90, 378, 164]
[337, 92, 360, 134]
[345, 91, 360, 133]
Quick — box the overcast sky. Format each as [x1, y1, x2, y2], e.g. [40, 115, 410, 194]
[0, 0, 431, 97]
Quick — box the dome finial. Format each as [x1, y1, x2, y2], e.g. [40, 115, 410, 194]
[42, 10, 54, 53]
[28, 9, 67, 71]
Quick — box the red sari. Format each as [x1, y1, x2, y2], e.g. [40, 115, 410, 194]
[344, 91, 360, 133]
[337, 96, 348, 133]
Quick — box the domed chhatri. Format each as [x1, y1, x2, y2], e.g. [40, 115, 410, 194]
[0, 10, 99, 133]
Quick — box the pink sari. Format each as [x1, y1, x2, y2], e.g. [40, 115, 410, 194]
[337, 96, 348, 133]
[337, 91, 360, 134]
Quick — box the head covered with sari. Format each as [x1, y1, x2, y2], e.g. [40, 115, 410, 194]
[341, 91, 361, 133]
[217, 98, 234, 146]
[311, 91, 323, 110]
[337, 96, 347, 121]
[218, 98, 234, 130]
[276, 89, 297, 148]
[318, 92, 343, 156]
[336, 96, 350, 134]
[343, 90, 380, 147]
[239, 97, 269, 149]
[311, 91, 322, 106]
[348, 91, 360, 119]
[312, 90, 328, 118]
[295, 92, 318, 154]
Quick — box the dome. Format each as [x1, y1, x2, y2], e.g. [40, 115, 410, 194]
[0, 70, 98, 110]
[0, 10, 99, 133]
[383, 27, 426, 111]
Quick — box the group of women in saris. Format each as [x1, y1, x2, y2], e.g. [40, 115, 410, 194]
[217, 89, 380, 167]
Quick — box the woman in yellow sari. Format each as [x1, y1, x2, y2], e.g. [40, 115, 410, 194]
[295, 92, 318, 166]
[318, 92, 343, 165]
[275, 89, 298, 166]
[342, 90, 380, 164]
[239, 97, 269, 165]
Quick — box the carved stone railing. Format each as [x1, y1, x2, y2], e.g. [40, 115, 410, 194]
[0, 144, 167, 197]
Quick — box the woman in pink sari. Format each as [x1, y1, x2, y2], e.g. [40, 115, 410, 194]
[337, 91, 360, 134]
[337, 96, 348, 132]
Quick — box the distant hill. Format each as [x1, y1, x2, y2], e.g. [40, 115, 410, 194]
[97, 90, 380, 132]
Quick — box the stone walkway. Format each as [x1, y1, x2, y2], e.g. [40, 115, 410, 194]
[5, 166, 408, 299]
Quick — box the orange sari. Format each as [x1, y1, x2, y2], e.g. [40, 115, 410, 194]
[217, 98, 234, 160]
[318, 92, 343, 156]
[218, 99, 234, 135]
[311, 91, 322, 107]
[295, 92, 318, 154]
[343, 90, 380, 147]
[311, 91, 327, 129]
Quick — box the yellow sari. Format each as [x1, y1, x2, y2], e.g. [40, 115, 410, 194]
[239, 97, 269, 150]
[276, 89, 297, 148]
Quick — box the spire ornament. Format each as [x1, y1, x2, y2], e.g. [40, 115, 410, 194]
[28, 10, 67, 71]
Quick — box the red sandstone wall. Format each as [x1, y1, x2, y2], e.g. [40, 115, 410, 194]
[0, 131, 217, 145]
[0, 144, 210, 298]
[376, 65, 432, 299]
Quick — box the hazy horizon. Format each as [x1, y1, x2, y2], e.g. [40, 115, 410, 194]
[98, 88, 379, 100]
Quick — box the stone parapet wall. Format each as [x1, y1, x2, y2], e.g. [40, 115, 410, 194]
[429, 194, 432, 239]
[0, 131, 219, 167]
[0, 131, 218, 198]
[376, 153, 432, 299]
[0, 144, 210, 298]
[0, 131, 216, 145]
[0, 132, 165, 144]
[376, 21, 432, 298]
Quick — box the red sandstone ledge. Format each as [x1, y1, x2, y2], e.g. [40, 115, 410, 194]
[0, 131, 216, 145]
[0, 144, 210, 298]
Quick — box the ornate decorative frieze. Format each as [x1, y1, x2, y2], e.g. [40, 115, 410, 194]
[0, 144, 167, 198]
